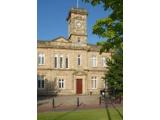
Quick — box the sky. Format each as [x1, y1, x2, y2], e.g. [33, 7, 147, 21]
[37, 0, 109, 44]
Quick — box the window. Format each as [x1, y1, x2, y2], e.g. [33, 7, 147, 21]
[91, 76, 97, 89]
[104, 80, 107, 88]
[37, 75, 45, 88]
[54, 56, 58, 68]
[91, 55, 97, 67]
[77, 37, 80, 43]
[58, 79, 64, 88]
[38, 53, 45, 65]
[65, 57, 69, 68]
[102, 57, 106, 67]
[60, 56, 63, 68]
[77, 55, 81, 65]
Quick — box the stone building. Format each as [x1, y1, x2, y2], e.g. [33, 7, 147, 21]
[37, 8, 110, 95]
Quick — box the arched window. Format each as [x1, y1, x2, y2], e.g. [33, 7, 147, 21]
[60, 55, 63, 68]
[38, 53, 45, 65]
[77, 55, 81, 65]
[54, 55, 58, 68]
[65, 56, 69, 68]
[77, 37, 80, 43]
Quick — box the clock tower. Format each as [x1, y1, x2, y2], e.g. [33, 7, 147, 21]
[67, 8, 88, 45]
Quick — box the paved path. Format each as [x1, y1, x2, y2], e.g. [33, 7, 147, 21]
[37, 95, 122, 112]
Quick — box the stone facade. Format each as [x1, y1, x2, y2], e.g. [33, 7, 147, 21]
[37, 8, 110, 95]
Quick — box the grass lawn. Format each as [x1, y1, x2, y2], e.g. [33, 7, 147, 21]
[38, 107, 123, 120]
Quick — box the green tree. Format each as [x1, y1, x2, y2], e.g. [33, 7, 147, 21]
[105, 48, 123, 98]
[83, 0, 123, 98]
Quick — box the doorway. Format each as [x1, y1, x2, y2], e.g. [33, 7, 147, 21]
[76, 79, 82, 94]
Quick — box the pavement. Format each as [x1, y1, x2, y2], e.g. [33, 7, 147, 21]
[37, 95, 123, 113]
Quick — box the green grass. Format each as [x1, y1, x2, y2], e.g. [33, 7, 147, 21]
[38, 107, 123, 120]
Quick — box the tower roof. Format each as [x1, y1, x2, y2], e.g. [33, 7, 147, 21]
[66, 8, 88, 21]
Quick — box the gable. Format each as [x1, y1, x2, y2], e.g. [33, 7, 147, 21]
[51, 37, 68, 43]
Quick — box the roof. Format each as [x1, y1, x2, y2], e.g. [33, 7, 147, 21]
[38, 36, 68, 41]
[66, 8, 88, 21]
[51, 36, 68, 42]
[37, 37, 101, 52]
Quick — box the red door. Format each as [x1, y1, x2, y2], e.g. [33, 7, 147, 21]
[76, 79, 82, 94]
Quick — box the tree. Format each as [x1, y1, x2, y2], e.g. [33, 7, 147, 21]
[83, 0, 123, 98]
[105, 48, 123, 98]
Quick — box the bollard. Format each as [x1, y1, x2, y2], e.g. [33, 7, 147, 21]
[77, 97, 79, 107]
[52, 97, 55, 108]
[99, 96, 101, 105]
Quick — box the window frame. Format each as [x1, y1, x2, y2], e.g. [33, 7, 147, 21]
[37, 75, 45, 89]
[65, 56, 69, 68]
[91, 55, 97, 67]
[102, 57, 107, 67]
[77, 55, 81, 66]
[59, 55, 63, 68]
[38, 53, 45, 65]
[58, 78, 65, 89]
[54, 55, 58, 68]
[91, 76, 97, 89]
[77, 37, 80, 43]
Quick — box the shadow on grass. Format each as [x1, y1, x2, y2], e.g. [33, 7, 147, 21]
[53, 107, 78, 120]
[104, 100, 112, 120]
[111, 103, 123, 119]
[104, 97, 123, 120]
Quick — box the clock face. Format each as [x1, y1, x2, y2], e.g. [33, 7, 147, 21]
[75, 20, 82, 29]
[76, 22, 81, 27]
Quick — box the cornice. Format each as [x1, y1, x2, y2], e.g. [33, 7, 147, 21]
[66, 8, 88, 21]
[37, 68, 106, 72]
[37, 43, 101, 52]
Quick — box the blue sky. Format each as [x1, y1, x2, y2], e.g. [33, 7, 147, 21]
[37, 0, 109, 44]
